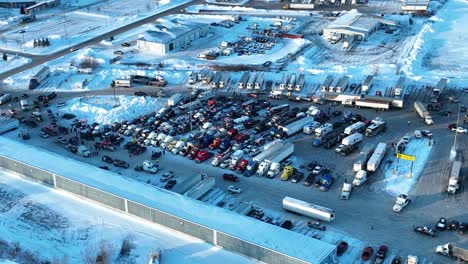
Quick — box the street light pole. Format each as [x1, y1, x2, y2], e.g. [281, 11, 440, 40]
[451, 103, 462, 160]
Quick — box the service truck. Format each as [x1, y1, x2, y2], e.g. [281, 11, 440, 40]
[353, 143, 374, 172]
[283, 196, 335, 222]
[184, 177, 215, 200]
[361, 75, 374, 93]
[414, 101, 433, 125]
[436, 243, 468, 262]
[276, 116, 314, 138]
[367, 143, 387, 172]
[167, 93, 183, 107]
[447, 161, 462, 194]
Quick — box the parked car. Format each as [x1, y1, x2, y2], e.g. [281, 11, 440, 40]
[223, 173, 239, 182]
[306, 161, 318, 171]
[414, 226, 436, 237]
[307, 221, 326, 231]
[304, 173, 315, 186]
[280, 220, 293, 230]
[452, 126, 467, 133]
[336, 241, 348, 256]
[164, 179, 177, 190]
[436, 217, 447, 230]
[361, 246, 373, 261]
[102, 155, 114, 164]
[113, 159, 129, 169]
[227, 185, 242, 194]
[391, 257, 402, 264]
[373, 245, 388, 264]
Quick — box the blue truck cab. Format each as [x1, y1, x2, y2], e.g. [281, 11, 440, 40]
[319, 174, 333, 191]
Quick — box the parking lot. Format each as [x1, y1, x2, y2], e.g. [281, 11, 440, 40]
[0, 83, 467, 263]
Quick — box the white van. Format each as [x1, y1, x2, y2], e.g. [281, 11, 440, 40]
[20, 100, 30, 111]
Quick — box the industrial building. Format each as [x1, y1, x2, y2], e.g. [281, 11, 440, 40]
[137, 22, 209, 55]
[323, 10, 397, 42]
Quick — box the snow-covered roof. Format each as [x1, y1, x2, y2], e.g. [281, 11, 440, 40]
[326, 9, 394, 35]
[140, 22, 207, 44]
[0, 137, 336, 263]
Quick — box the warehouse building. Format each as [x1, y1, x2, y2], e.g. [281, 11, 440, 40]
[401, 0, 429, 13]
[137, 22, 209, 55]
[323, 10, 397, 42]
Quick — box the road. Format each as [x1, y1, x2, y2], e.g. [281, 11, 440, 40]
[0, 0, 202, 82]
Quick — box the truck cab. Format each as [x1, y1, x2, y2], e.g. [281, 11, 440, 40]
[143, 160, 159, 174]
[77, 145, 90, 157]
[235, 159, 249, 173]
[352, 170, 367, 186]
[341, 182, 352, 199]
[195, 150, 210, 163]
[319, 174, 333, 191]
[244, 161, 258, 177]
[256, 160, 271, 176]
[393, 194, 410, 212]
[281, 166, 294, 181]
[267, 162, 281, 178]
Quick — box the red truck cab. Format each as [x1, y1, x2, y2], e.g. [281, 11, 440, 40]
[228, 128, 238, 137]
[209, 137, 221, 150]
[188, 147, 199, 160]
[235, 159, 249, 173]
[195, 150, 210, 163]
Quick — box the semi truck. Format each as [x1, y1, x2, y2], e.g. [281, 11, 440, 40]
[447, 161, 462, 194]
[436, 243, 468, 261]
[252, 141, 284, 163]
[287, 74, 296, 91]
[414, 101, 434, 125]
[184, 177, 215, 200]
[219, 72, 230, 88]
[246, 72, 257, 89]
[353, 143, 374, 172]
[265, 143, 294, 178]
[0, 117, 19, 134]
[29, 66, 50, 90]
[394, 76, 405, 96]
[328, 77, 341, 93]
[282, 196, 335, 222]
[365, 119, 386, 137]
[295, 73, 305, 92]
[279, 73, 289, 90]
[321, 75, 334, 92]
[254, 72, 264, 90]
[211, 72, 223, 89]
[367, 142, 387, 172]
[341, 181, 352, 199]
[283, 3, 315, 9]
[167, 93, 183, 107]
[276, 116, 314, 138]
[432, 78, 447, 102]
[336, 76, 349, 93]
[361, 75, 374, 93]
[238, 72, 250, 89]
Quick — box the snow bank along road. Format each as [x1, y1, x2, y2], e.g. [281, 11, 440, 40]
[0, 0, 204, 82]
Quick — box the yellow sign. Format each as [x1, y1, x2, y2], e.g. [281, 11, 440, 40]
[396, 153, 416, 162]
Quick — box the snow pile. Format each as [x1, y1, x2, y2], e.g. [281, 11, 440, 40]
[375, 137, 433, 196]
[57, 95, 166, 124]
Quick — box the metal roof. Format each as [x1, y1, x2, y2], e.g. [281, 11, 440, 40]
[326, 9, 396, 35]
[140, 22, 207, 44]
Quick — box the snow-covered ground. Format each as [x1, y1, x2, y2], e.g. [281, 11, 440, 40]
[186, 4, 314, 16]
[0, 55, 30, 74]
[400, 0, 468, 86]
[0, 168, 259, 264]
[0, 0, 192, 55]
[373, 137, 433, 196]
[55, 95, 166, 124]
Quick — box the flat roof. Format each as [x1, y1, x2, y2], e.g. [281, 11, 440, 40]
[326, 9, 396, 34]
[140, 22, 207, 44]
[0, 137, 336, 263]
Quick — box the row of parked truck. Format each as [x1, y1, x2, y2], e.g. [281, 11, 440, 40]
[188, 69, 231, 89]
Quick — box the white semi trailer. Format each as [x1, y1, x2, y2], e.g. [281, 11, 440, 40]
[367, 142, 387, 172]
[283, 196, 335, 222]
[184, 177, 215, 200]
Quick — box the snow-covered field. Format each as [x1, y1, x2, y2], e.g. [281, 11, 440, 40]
[400, 0, 468, 86]
[0, 168, 258, 264]
[186, 4, 314, 16]
[0, 56, 30, 74]
[55, 95, 166, 124]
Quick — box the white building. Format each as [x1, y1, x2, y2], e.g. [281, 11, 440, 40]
[401, 0, 429, 12]
[323, 10, 397, 42]
[137, 22, 209, 55]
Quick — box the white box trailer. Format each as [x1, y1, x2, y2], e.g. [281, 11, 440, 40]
[253, 141, 284, 163]
[254, 72, 264, 90]
[321, 75, 334, 92]
[414, 101, 433, 125]
[219, 72, 230, 88]
[279, 73, 289, 90]
[246, 72, 257, 89]
[288, 3, 315, 9]
[211, 72, 223, 89]
[361, 75, 374, 93]
[278, 116, 315, 137]
[283, 196, 335, 222]
[0, 117, 19, 134]
[329, 76, 341, 93]
[234, 202, 254, 216]
[355, 99, 390, 110]
[184, 177, 215, 200]
[367, 142, 387, 172]
[336, 76, 349, 93]
[433, 78, 447, 98]
[342, 133, 362, 146]
[188, 71, 198, 84]
[238, 72, 250, 89]
[353, 143, 374, 172]
[394, 76, 405, 96]
[167, 93, 183, 107]
[114, 78, 131, 87]
[295, 73, 305, 92]
[287, 74, 296, 91]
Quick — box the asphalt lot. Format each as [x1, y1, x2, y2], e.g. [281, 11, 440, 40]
[1, 85, 467, 263]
